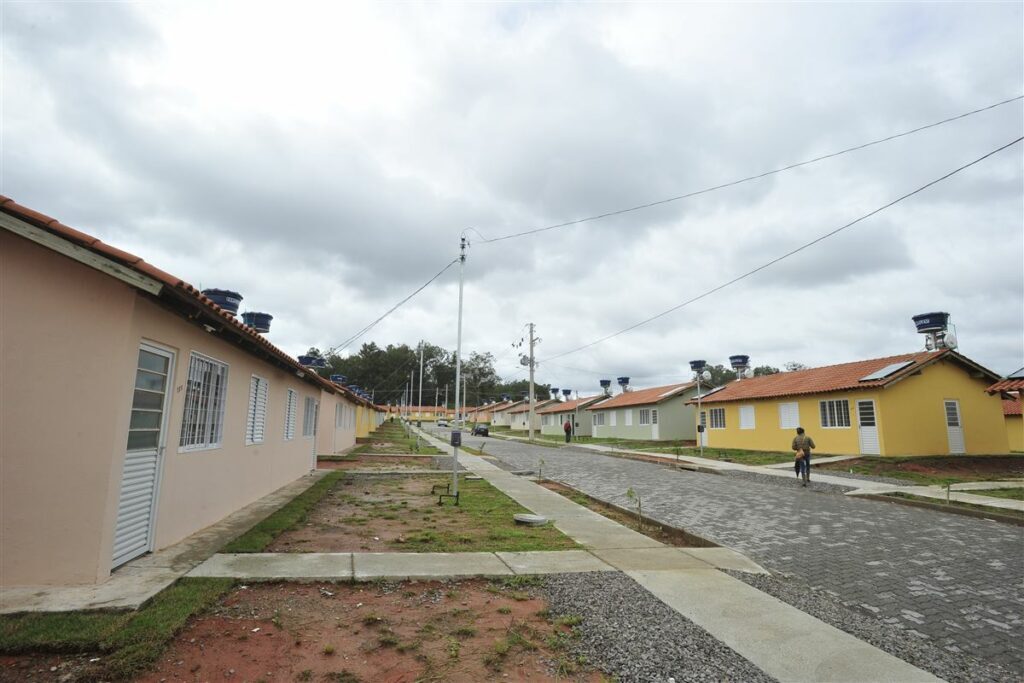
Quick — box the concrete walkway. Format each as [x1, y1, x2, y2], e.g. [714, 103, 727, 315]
[416, 426, 942, 683]
[0, 471, 331, 614]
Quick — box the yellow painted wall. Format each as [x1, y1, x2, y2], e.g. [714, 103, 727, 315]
[355, 405, 373, 438]
[1006, 415, 1023, 452]
[701, 391, 880, 455]
[880, 359, 1008, 455]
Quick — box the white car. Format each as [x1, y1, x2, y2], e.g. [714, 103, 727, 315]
[436, 419, 449, 427]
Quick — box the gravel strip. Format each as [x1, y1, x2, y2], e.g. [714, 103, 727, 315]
[539, 572, 775, 683]
[724, 570, 1021, 683]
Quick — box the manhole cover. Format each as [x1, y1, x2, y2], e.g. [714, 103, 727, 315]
[514, 513, 548, 526]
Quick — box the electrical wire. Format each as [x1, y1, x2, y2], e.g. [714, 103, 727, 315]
[324, 257, 460, 357]
[542, 135, 1024, 362]
[477, 95, 1023, 244]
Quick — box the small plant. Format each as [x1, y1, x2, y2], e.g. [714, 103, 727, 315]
[554, 614, 582, 627]
[378, 631, 399, 648]
[324, 671, 361, 683]
[446, 637, 461, 660]
[322, 644, 336, 656]
[538, 457, 546, 479]
[497, 606, 512, 614]
[451, 625, 476, 638]
[296, 670, 313, 682]
[478, 442, 486, 454]
[361, 613, 386, 626]
[626, 487, 644, 530]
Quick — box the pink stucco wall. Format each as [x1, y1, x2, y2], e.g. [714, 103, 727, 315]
[1, 229, 335, 586]
[317, 391, 357, 456]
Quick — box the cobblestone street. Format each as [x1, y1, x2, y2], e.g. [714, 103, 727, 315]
[468, 434, 1024, 671]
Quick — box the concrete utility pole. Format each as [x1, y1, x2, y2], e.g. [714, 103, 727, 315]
[409, 369, 415, 418]
[452, 236, 467, 497]
[444, 384, 449, 412]
[528, 322, 536, 441]
[434, 387, 439, 415]
[417, 341, 424, 426]
[463, 376, 468, 422]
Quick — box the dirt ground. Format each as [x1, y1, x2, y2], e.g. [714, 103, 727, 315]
[316, 455, 436, 471]
[138, 579, 604, 683]
[819, 454, 1024, 481]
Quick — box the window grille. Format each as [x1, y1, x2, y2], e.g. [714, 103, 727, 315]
[819, 399, 851, 428]
[709, 407, 726, 429]
[639, 409, 651, 425]
[179, 352, 229, 450]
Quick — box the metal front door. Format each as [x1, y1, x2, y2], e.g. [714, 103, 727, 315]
[113, 344, 173, 568]
[699, 411, 708, 447]
[944, 400, 965, 454]
[857, 400, 880, 455]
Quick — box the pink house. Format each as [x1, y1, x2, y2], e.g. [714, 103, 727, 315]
[0, 197, 369, 587]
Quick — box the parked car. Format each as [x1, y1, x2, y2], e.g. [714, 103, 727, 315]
[472, 425, 489, 437]
[437, 419, 449, 428]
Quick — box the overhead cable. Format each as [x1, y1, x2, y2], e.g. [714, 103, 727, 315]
[542, 136, 1024, 362]
[478, 96, 1023, 244]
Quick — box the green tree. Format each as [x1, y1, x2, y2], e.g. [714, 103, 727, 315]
[753, 365, 781, 376]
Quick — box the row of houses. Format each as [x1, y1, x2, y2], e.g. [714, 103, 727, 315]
[472, 351, 1021, 457]
[1, 197, 386, 588]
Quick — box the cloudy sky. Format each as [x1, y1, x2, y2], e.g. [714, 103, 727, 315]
[4, 1, 1022, 396]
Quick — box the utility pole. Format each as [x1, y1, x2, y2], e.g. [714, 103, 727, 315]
[409, 369, 415, 419]
[452, 236, 467, 498]
[528, 322, 536, 441]
[417, 341, 424, 426]
[444, 384, 449, 413]
[434, 386, 439, 416]
[463, 376, 468, 423]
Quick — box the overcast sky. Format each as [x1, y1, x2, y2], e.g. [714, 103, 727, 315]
[4, 1, 1022, 397]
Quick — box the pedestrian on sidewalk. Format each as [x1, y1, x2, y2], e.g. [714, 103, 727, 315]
[792, 427, 816, 486]
[563, 418, 573, 443]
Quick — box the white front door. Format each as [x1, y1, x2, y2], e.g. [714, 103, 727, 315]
[944, 400, 965, 454]
[699, 411, 708, 447]
[113, 344, 173, 568]
[651, 409, 660, 440]
[857, 400, 880, 455]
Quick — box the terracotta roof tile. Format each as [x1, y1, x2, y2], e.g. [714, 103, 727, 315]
[586, 382, 696, 410]
[0, 196, 372, 404]
[509, 399, 556, 414]
[1003, 398, 1022, 416]
[987, 368, 1024, 394]
[694, 350, 972, 403]
[537, 396, 607, 414]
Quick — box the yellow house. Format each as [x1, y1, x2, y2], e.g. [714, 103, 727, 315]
[987, 368, 1024, 452]
[692, 350, 1007, 456]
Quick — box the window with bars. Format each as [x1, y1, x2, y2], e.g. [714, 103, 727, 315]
[709, 407, 726, 429]
[284, 389, 297, 440]
[739, 405, 755, 430]
[819, 399, 851, 428]
[245, 375, 269, 445]
[652, 409, 658, 424]
[593, 412, 605, 426]
[302, 396, 317, 437]
[638, 409, 651, 425]
[179, 352, 229, 451]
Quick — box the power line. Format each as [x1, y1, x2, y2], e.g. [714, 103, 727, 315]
[476, 96, 1023, 245]
[324, 257, 460, 357]
[542, 135, 1024, 362]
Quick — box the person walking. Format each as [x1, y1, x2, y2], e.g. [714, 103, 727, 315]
[563, 418, 573, 443]
[792, 427, 816, 486]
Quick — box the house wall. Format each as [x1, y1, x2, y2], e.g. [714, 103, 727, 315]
[590, 391, 697, 441]
[1, 231, 137, 585]
[317, 392, 357, 455]
[1006, 415, 1023, 452]
[0, 230, 328, 586]
[540, 408, 597, 437]
[127, 296, 322, 555]
[699, 391, 879, 454]
[879, 360, 1008, 455]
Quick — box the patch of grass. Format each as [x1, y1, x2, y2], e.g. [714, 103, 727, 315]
[361, 613, 387, 627]
[296, 670, 313, 681]
[450, 626, 476, 638]
[820, 454, 1024, 486]
[497, 606, 512, 615]
[963, 487, 1024, 501]
[0, 577, 234, 680]
[222, 472, 347, 552]
[324, 670, 360, 683]
[886, 492, 1024, 519]
[554, 615, 582, 627]
[380, 478, 577, 553]
[377, 632, 399, 648]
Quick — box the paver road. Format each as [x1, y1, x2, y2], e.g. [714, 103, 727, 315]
[464, 434, 1024, 671]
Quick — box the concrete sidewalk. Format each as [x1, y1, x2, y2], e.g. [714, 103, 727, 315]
[415, 425, 942, 683]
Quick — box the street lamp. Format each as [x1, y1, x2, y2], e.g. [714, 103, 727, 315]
[689, 360, 712, 458]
